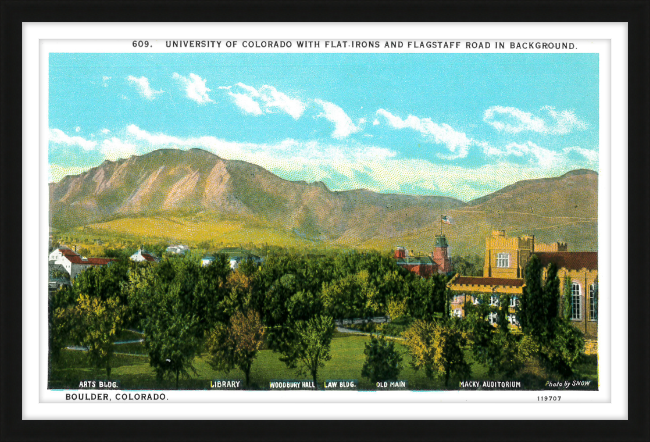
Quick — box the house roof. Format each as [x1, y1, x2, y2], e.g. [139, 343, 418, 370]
[451, 276, 524, 287]
[140, 253, 157, 262]
[396, 256, 436, 266]
[535, 252, 598, 271]
[64, 255, 115, 265]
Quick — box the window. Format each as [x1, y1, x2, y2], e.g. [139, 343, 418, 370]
[589, 284, 597, 320]
[496, 253, 509, 268]
[488, 312, 498, 325]
[509, 296, 518, 307]
[490, 295, 499, 306]
[453, 309, 463, 318]
[571, 282, 582, 320]
[473, 296, 481, 305]
[508, 314, 520, 327]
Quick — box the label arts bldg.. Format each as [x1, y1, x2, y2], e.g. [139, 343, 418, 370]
[447, 230, 598, 355]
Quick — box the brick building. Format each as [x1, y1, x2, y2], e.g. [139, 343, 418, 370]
[448, 230, 598, 355]
[394, 234, 453, 277]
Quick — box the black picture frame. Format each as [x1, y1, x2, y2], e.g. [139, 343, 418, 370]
[2, 1, 648, 441]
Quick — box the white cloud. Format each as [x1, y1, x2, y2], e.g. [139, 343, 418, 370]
[127, 75, 163, 100]
[228, 93, 263, 115]
[49, 128, 97, 151]
[102, 76, 111, 87]
[173, 73, 214, 104]
[563, 146, 599, 163]
[373, 119, 380, 126]
[376, 109, 472, 159]
[101, 128, 111, 134]
[316, 99, 361, 139]
[124, 125, 390, 164]
[225, 83, 305, 119]
[481, 140, 560, 168]
[258, 85, 306, 119]
[484, 105, 587, 135]
[75, 126, 81, 133]
[100, 137, 137, 161]
[541, 106, 588, 134]
[235, 82, 260, 97]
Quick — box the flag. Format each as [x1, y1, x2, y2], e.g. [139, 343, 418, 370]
[441, 215, 453, 225]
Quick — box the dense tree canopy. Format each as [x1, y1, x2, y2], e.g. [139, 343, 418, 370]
[402, 319, 470, 386]
[206, 310, 265, 387]
[361, 335, 403, 383]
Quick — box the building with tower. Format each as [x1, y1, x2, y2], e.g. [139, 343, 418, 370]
[394, 233, 453, 277]
[447, 229, 598, 355]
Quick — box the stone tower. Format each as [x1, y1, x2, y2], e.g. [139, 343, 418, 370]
[432, 234, 452, 274]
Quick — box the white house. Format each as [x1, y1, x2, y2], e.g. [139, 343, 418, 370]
[49, 247, 114, 279]
[201, 256, 215, 267]
[166, 244, 190, 255]
[48, 246, 74, 263]
[130, 249, 160, 263]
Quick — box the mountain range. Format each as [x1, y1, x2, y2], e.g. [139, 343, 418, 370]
[49, 148, 598, 255]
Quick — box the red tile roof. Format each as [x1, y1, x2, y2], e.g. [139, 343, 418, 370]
[64, 255, 115, 266]
[60, 248, 80, 257]
[140, 253, 157, 262]
[535, 252, 598, 271]
[451, 277, 524, 287]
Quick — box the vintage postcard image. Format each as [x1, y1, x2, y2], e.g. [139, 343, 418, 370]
[43, 32, 606, 406]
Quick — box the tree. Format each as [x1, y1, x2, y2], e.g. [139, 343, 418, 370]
[519, 257, 585, 378]
[74, 294, 126, 377]
[361, 335, 402, 383]
[519, 256, 559, 344]
[452, 254, 484, 277]
[538, 319, 585, 377]
[406, 275, 448, 321]
[49, 304, 74, 365]
[543, 264, 560, 324]
[206, 310, 265, 387]
[279, 315, 335, 389]
[72, 259, 131, 305]
[562, 276, 573, 320]
[321, 270, 378, 320]
[141, 283, 201, 389]
[220, 271, 254, 319]
[402, 319, 470, 387]
[387, 298, 408, 322]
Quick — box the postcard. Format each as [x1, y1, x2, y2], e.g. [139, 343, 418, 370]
[24, 22, 626, 420]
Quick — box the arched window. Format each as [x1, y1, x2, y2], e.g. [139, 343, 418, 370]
[589, 284, 597, 320]
[571, 282, 581, 320]
[496, 253, 509, 268]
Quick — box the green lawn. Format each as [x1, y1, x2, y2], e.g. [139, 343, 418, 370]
[49, 332, 597, 391]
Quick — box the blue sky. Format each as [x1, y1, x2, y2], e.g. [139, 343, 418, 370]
[49, 53, 599, 201]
